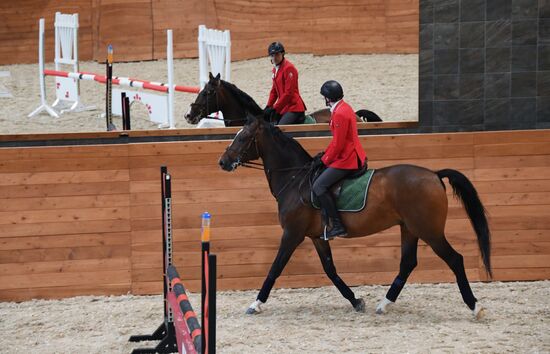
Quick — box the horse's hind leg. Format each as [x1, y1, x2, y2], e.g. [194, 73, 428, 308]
[376, 225, 418, 314]
[312, 238, 365, 312]
[425, 235, 484, 319]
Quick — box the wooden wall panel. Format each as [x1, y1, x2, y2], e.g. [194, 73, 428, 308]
[92, 0, 153, 61]
[151, 0, 208, 60]
[472, 131, 550, 282]
[0, 145, 131, 301]
[0, 0, 94, 64]
[1, 129, 548, 301]
[0, 0, 418, 64]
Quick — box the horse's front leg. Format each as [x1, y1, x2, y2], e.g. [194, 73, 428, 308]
[246, 229, 305, 314]
[312, 238, 365, 312]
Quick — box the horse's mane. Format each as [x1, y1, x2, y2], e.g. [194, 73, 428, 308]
[220, 80, 263, 115]
[266, 122, 312, 161]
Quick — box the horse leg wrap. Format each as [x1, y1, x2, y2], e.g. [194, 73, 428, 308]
[257, 276, 276, 303]
[246, 299, 265, 314]
[472, 301, 485, 319]
[376, 297, 394, 314]
[386, 276, 406, 302]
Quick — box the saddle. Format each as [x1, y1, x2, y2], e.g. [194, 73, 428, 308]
[311, 164, 375, 212]
[303, 114, 316, 124]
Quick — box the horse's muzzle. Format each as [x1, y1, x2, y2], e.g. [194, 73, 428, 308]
[218, 158, 238, 172]
[184, 113, 198, 124]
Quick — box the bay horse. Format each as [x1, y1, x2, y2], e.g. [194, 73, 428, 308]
[218, 115, 491, 319]
[184, 73, 382, 127]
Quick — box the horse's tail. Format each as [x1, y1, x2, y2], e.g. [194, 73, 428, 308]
[355, 109, 382, 122]
[436, 169, 492, 278]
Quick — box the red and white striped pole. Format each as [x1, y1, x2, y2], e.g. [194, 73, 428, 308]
[42, 70, 200, 94]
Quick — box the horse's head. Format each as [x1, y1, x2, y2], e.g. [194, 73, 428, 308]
[218, 115, 262, 171]
[185, 72, 223, 124]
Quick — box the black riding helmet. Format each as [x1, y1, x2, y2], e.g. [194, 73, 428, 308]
[320, 80, 344, 101]
[268, 42, 285, 56]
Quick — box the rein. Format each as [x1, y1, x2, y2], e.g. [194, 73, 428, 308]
[204, 114, 249, 124]
[267, 164, 311, 201]
[240, 160, 310, 201]
[229, 136, 311, 200]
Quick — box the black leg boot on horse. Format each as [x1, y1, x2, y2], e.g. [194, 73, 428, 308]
[317, 192, 347, 241]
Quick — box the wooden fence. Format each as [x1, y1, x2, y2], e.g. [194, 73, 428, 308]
[0, 128, 549, 301]
[0, 0, 418, 64]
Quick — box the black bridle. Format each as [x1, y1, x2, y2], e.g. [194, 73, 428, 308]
[224, 134, 261, 170]
[190, 83, 249, 124]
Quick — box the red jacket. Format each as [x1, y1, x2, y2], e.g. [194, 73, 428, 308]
[267, 59, 306, 114]
[322, 100, 367, 169]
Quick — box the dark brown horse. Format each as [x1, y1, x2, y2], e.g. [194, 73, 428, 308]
[218, 115, 491, 319]
[184, 73, 382, 127]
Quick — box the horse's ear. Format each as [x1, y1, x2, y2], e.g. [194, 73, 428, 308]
[208, 72, 214, 80]
[215, 73, 221, 80]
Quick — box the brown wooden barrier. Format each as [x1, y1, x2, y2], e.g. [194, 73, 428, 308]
[0, 0, 418, 64]
[0, 129, 549, 301]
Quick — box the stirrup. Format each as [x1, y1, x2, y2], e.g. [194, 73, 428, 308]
[321, 225, 347, 241]
[322, 225, 334, 241]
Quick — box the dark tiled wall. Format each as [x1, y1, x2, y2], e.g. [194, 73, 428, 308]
[419, 0, 550, 132]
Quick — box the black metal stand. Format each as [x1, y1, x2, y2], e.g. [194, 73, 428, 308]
[129, 321, 178, 354]
[122, 92, 131, 130]
[207, 254, 217, 354]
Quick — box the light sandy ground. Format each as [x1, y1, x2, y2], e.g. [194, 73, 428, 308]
[1, 281, 548, 353]
[0, 54, 417, 134]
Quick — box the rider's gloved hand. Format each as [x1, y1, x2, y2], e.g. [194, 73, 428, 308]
[272, 111, 282, 124]
[264, 106, 275, 121]
[312, 151, 325, 168]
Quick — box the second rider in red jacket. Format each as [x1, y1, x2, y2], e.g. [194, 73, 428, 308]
[313, 80, 367, 240]
[264, 42, 307, 125]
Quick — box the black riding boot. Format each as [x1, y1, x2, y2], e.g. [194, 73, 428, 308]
[317, 192, 347, 240]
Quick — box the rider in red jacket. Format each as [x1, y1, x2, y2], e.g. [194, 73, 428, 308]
[264, 42, 306, 124]
[313, 80, 367, 240]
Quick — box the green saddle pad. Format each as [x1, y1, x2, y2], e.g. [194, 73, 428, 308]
[303, 115, 316, 124]
[312, 169, 375, 212]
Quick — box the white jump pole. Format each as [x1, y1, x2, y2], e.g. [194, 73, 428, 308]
[167, 29, 175, 129]
[28, 19, 59, 118]
[224, 30, 231, 83]
[198, 26, 207, 89]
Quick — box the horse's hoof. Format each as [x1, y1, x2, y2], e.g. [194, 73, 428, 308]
[246, 300, 264, 315]
[475, 308, 486, 320]
[354, 298, 366, 312]
[375, 297, 394, 314]
[473, 303, 485, 320]
[246, 307, 259, 315]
